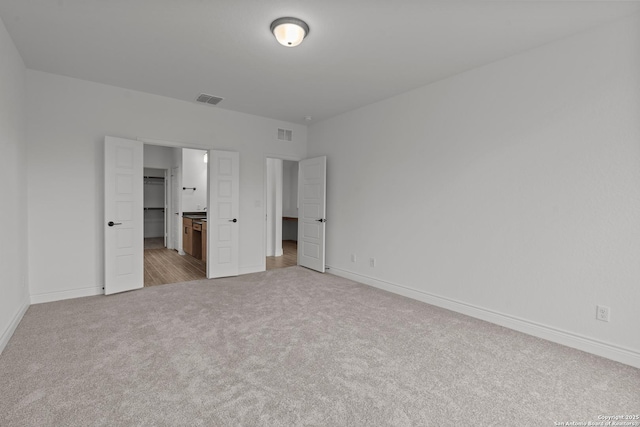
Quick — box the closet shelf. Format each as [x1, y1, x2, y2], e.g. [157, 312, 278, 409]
[144, 176, 164, 185]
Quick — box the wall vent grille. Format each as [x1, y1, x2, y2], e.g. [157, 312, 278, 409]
[278, 128, 293, 142]
[196, 93, 224, 106]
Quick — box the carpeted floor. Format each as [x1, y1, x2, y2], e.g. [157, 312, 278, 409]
[1, 266, 638, 426]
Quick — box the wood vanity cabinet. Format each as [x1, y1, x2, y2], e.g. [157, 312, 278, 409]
[183, 218, 193, 256]
[183, 217, 203, 259]
[202, 221, 207, 262]
[191, 222, 202, 259]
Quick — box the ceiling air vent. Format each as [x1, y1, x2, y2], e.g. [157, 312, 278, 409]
[278, 128, 293, 142]
[196, 93, 224, 106]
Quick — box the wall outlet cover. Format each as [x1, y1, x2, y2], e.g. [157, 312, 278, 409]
[596, 305, 610, 322]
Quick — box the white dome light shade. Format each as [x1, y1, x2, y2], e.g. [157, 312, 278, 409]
[270, 17, 309, 47]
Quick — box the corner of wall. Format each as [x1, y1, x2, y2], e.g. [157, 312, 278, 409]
[0, 298, 30, 355]
[0, 9, 30, 355]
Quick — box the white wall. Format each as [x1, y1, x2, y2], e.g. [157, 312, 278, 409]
[26, 70, 307, 303]
[181, 148, 207, 212]
[0, 16, 29, 353]
[265, 158, 283, 257]
[144, 144, 173, 170]
[308, 14, 640, 367]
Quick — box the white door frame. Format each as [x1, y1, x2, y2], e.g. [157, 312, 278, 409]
[165, 168, 174, 250]
[170, 165, 183, 253]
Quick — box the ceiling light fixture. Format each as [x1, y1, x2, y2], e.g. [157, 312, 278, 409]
[270, 17, 309, 47]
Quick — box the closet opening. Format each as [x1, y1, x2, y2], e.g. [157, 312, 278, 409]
[143, 168, 167, 250]
[265, 158, 299, 270]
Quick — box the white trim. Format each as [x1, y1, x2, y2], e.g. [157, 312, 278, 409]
[263, 152, 302, 163]
[30, 286, 104, 304]
[137, 137, 211, 151]
[0, 297, 30, 355]
[328, 266, 640, 369]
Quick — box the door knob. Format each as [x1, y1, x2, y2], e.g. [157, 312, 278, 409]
[229, 218, 237, 223]
[107, 221, 122, 227]
[315, 219, 326, 223]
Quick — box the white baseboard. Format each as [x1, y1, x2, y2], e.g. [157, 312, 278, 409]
[328, 266, 640, 369]
[0, 297, 30, 355]
[30, 286, 104, 305]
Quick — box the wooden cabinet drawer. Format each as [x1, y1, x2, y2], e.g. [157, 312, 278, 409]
[193, 222, 202, 231]
[202, 226, 207, 262]
[183, 218, 193, 228]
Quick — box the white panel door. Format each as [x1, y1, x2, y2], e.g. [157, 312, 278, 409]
[104, 136, 144, 295]
[298, 156, 326, 273]
[208, 150, 239, 278]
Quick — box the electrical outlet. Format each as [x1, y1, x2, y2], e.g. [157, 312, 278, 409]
[369, 258, 376, 268]
[596, 305, 610, 322]
[351, 254, 357, 262]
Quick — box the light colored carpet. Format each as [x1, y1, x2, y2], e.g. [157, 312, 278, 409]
[1, 266, 638, 426]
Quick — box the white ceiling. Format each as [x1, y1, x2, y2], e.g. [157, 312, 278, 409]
[1, 1, 639, 124]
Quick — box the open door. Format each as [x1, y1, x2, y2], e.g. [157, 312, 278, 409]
[298, 156, 327, 273]
[207, 150, 240, 278]
[104, 136, 144, 295]
[170, 166, 181, 252]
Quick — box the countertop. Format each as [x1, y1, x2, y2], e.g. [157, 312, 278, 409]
[183, 212, 207, 223]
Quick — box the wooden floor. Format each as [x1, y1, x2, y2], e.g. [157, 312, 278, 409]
[266, 240, 297, 270]
[144, 237, 165, 250]
[144, 247, 206, 287]
[144, 239, 297, 287]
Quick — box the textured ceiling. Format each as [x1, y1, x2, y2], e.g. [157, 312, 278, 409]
[1, 1, 639, 124]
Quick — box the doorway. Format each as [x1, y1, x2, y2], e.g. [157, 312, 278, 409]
[143, 147, 208, 287]
[265, 158, 299, 270]
[105, 137, 242, 294]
